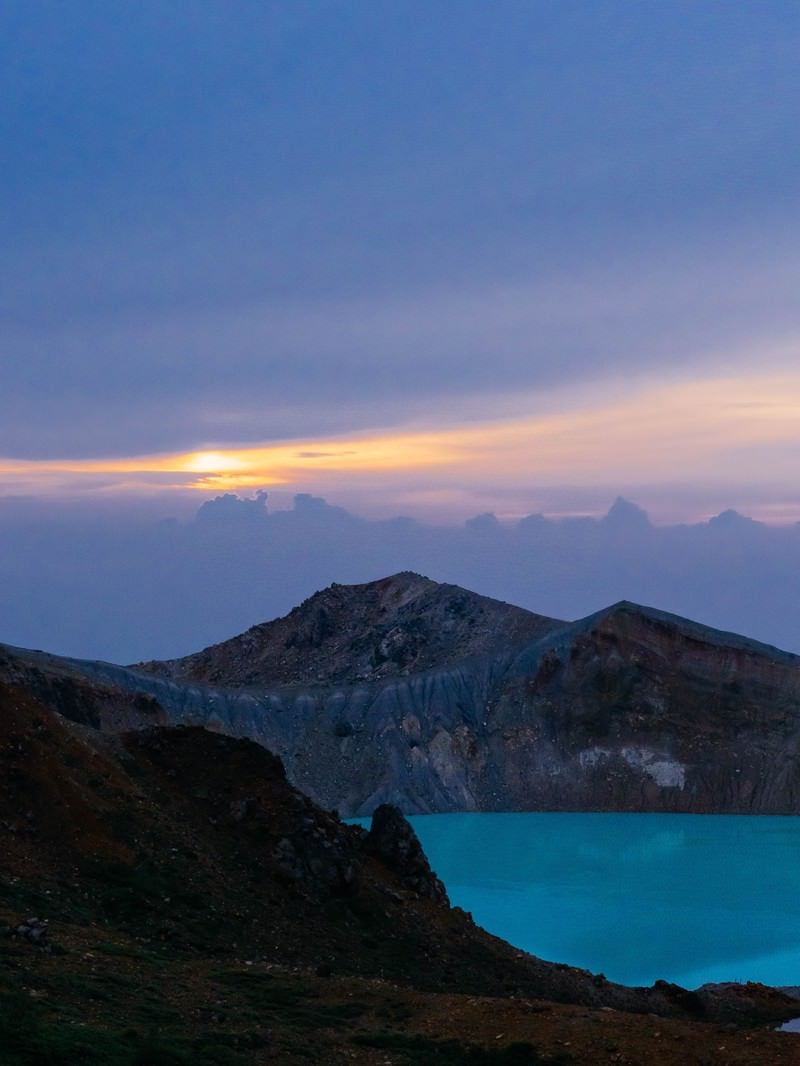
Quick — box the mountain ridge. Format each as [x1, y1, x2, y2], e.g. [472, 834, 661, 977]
[4, 573, 800, 818]
[581, 598, 800, 661]
[135, 570, 563, 687]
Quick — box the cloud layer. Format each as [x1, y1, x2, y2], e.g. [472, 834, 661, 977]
[2, 492, 799, 663]
[3, 368, 800, 525]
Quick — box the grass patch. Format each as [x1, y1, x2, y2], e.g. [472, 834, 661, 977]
[353, 1032, 565, 1065]
[94, 940, 168, 962]
[0, 880, 53, 914]
[0, 987, 252, 1066]
[212, 971, 368, 1029]
[80, 859, 203, 921]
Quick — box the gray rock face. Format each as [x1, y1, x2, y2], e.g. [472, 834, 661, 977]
[4, 576, 800, 817]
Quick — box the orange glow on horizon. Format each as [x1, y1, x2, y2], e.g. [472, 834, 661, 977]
[2, 369, 800, 507]
[183, 450, 247, 473]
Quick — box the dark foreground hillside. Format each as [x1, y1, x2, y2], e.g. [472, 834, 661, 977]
[2, 679, 800, 1064]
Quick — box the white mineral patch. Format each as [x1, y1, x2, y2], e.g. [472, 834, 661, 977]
[621, 746, 685, 788]
[577, 746, 685, 787]
[578, 747, 611, 768]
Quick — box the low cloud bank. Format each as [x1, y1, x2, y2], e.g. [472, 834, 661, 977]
[1, 492, 799, 662]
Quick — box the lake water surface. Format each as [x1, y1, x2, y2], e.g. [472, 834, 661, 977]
[394, 813, 800, 989]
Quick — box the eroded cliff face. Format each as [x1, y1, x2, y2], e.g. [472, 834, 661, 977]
[483, 603, 800, 815]
[4, 581, 800, 816]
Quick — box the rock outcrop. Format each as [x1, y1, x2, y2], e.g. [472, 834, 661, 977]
[364, 803, 449, 904]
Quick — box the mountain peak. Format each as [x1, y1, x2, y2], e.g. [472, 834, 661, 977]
[137, 573, 562, 687]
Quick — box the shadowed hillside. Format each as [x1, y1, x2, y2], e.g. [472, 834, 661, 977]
[2, 677, 799, 1064]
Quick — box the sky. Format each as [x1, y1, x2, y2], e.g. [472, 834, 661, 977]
[2, 0, 800, 526]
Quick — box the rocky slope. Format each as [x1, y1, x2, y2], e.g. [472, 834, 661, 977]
[137, 570, 562, 686]
[4, 574, 800, 818]
[2, 677, 799, 1065]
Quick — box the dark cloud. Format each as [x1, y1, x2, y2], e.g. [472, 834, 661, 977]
[2, 3, 800, 458]
[3, 233, 799, 458]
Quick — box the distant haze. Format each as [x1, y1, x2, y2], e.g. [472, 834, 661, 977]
[2, 491, 798, 662]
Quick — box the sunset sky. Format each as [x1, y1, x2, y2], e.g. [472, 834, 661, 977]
[3, 1, 800, 524]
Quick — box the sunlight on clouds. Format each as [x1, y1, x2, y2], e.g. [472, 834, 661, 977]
[2, 370, 800, 513]
[459, 372, 800, 487]
[183, 450, 246, 473]
[178, 434, 462, 492]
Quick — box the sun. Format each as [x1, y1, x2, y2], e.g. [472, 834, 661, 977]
[183, 450, 244, 473]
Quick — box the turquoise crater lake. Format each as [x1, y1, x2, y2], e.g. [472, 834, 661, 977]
[373, 813, 800, 989]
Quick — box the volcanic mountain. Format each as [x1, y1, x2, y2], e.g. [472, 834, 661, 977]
[137, 571, 563, 687]
[3, 572, 800, 817]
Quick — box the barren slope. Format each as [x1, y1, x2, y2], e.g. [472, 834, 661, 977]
[136, 571, 563, 686]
